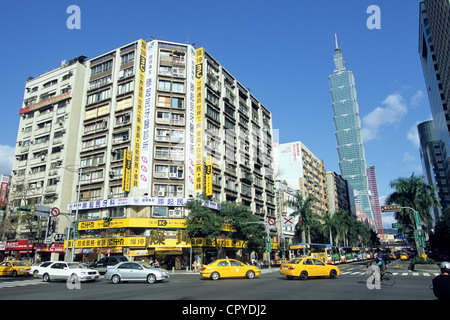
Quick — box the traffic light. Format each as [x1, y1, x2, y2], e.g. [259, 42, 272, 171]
[230, 220, 241, 227]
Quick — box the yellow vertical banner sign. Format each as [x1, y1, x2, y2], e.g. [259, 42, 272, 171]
[194, 48, 204, 191]
[205, 156, 212, 196]
[122, 149, 132, 192]
[132, 39, 147, 188]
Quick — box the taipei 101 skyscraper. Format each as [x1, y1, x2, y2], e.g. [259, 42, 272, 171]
[328, 35, 374, 219]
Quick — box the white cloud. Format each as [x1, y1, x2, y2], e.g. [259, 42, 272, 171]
[407, 123, 420, 149]
[402, 151, 423, 174]
[362, 93, 408, 142]
[0, 144, 15, 176]
[410, 90, 425, 108]
[382, 212, 397, 229]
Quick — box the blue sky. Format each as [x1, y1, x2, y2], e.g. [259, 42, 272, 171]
[0, 0, 430, 228]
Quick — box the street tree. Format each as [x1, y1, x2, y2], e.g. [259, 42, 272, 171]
[184, 195, 224, 258]
[385, 173, 440, 231]
[284, 192, 320, 244]
[219, 202, 265, 258]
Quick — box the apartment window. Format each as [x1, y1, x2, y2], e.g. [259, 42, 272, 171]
[157, 96, 171, 108]
[157, 80, 185, 93]
[113, 130, 130, 144]
[172, 67, 185, 78]
[91, 60, 113, 76]
[43, 80, 57, 88]
[159, 66, 172, 76]
[31, 165, 46, 174]
[154, 164, 183, 178]
[153, 206, 167, 218]
[119, 67, 134, 79]
[117, 81, 134, 95]
[158, 80, 171, 91]
[29, 181, 44, 189]
[87, 89, 111, 105]
[110, 186, 126, 199]
[115, 113, 131, 126]
[52, 146, 63, 154]
[111, 148, 127, 162]
[53, 130, 64, 138]
[172, 82, 184, 93]
[157, 96, 184, 109]
[109, 166, 123, 179]
[89, 75, 112, 90]
[85, 104, 110, 120]
[155, 146, 170, 159]
[207, 106, 220, 122]
[84, 120, 108, 133]
[172, 97, 184, 109]
[153, 184, 183, 197]
[81, 153, 105, 167]
[121, 51, 135, 65]
[81, 169, 104, 184]
[35, 135, 50, 144]
[206, 90, 219, 106]
[80, 188, 102, 201]
[82, 136, 106, 150]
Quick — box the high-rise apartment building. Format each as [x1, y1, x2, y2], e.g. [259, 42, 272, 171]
[419, 1, 450, 210]
[367, 166, 383, 235]
[274, 141, 328, 214]
[418, 120, 447, 222]
[325, 171, 355, 216]
[8, 57, 87, 256]
[7, 39, 275, 263]
[328, 35, 373, 220]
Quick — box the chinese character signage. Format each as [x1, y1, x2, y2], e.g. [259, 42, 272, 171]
[194, 48, 204, 191]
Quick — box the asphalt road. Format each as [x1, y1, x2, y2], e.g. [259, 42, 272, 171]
[0, 260, 439, 306]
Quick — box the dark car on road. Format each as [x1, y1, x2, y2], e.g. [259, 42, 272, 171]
[91, 256, 128, 274]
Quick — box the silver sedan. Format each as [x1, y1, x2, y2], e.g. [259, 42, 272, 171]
[104, 261, 170, 284]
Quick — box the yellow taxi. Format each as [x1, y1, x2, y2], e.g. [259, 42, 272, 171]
[280, 256, 340, 280]
[0, 260, 31, 277]
[400, 253, 409, 260]
[200, 259, 261, 280]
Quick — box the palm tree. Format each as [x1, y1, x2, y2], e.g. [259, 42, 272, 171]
[333, 209, 351, 246]
[284, 192, 318, 244]
[385, 173, 440, 230]
[320, 211, 338, 245]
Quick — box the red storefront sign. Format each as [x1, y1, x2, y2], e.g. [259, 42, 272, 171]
[6, 240, 34, 251]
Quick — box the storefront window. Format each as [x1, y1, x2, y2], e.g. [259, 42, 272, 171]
[153, 206, 167, 217]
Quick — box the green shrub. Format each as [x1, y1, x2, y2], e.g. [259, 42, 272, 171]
[412, 256, 436, 265]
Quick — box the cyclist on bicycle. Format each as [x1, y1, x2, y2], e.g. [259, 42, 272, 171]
[375, 256, 386, 272]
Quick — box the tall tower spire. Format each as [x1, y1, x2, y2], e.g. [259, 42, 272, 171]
[333, 34, 345, 71]
[328, 37, 374, 220]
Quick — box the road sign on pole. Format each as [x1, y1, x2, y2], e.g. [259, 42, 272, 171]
[50, 207, 60, 217]
[414, 211, 421, 228]
[36, 205, 51, 218]
[381, 205, 401, 212]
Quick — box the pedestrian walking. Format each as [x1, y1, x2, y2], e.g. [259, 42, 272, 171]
[192, 260, 198, 273]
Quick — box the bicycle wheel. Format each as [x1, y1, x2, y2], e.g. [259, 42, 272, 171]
[382, 271, 395, 286]
[362, 271, 373, 284]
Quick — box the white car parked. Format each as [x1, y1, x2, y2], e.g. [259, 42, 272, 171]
[34, 261, 100, 283]
[30, 261, 56, 278]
